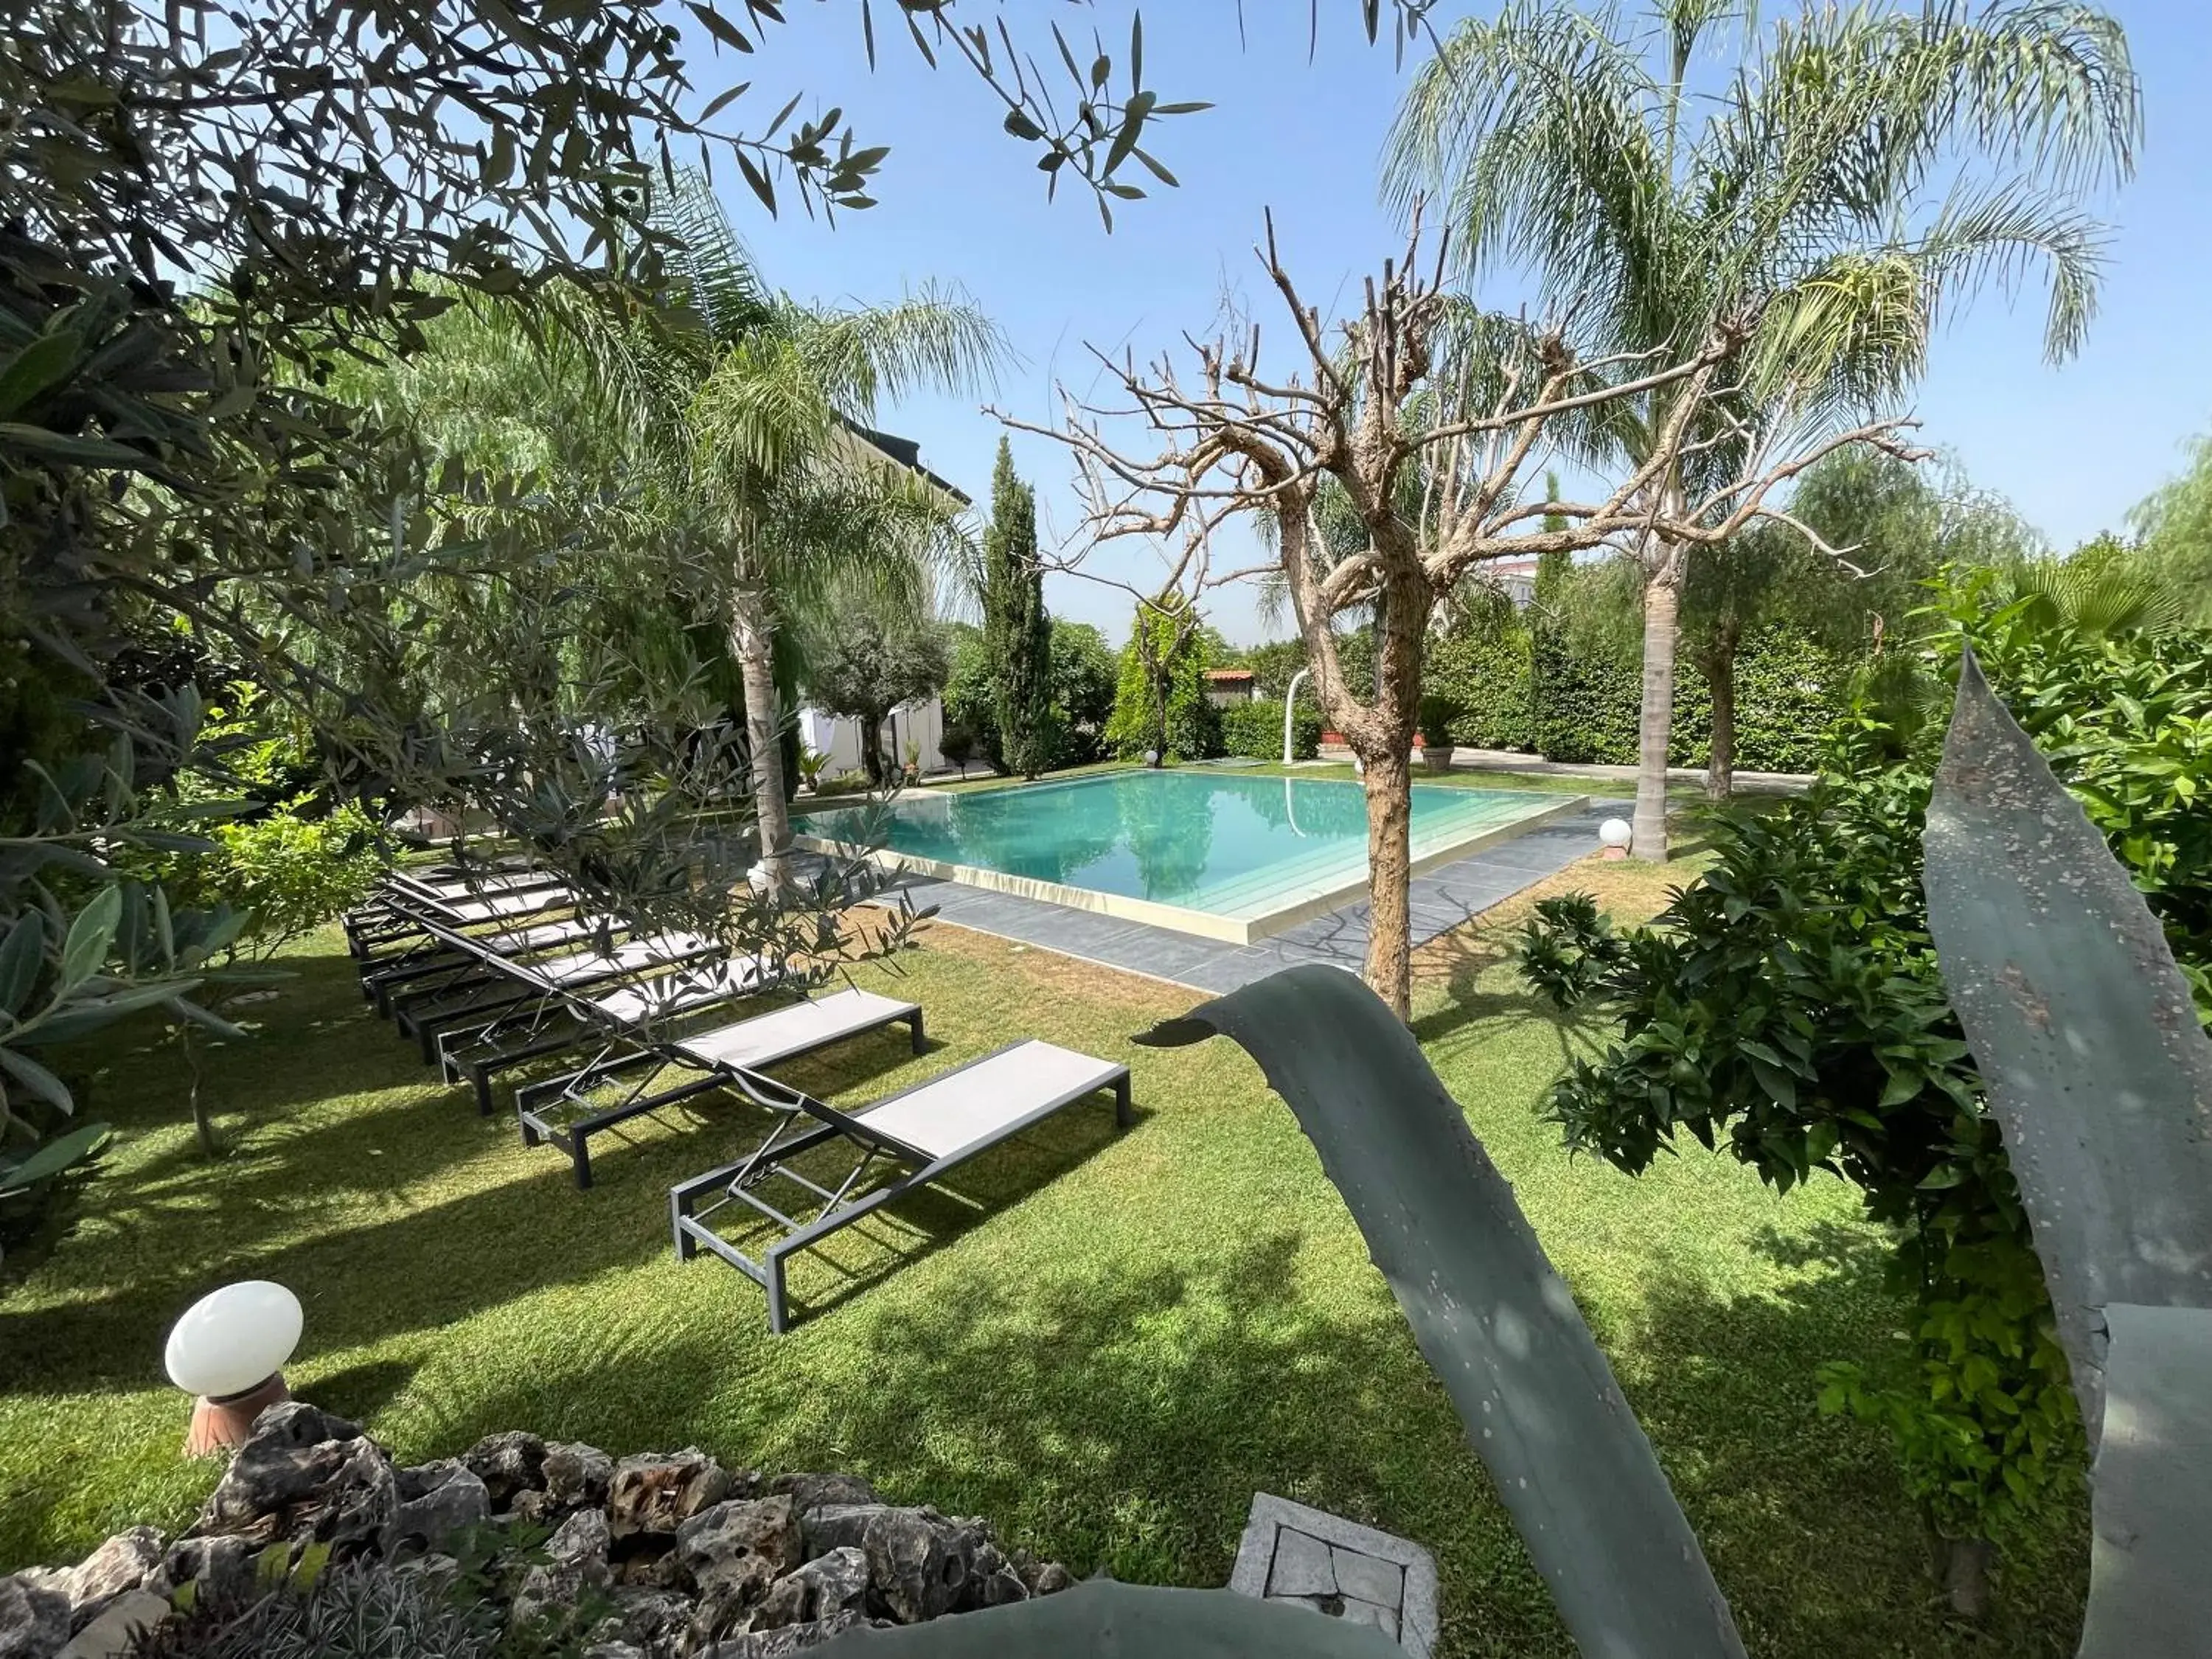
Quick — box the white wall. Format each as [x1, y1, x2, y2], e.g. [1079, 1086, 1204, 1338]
[798, 695, 947, 780]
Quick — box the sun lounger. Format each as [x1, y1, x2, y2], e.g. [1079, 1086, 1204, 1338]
[361, 912, 620, 1015]
[437, 952, 777, 1115]
[393, 929, 720, 1060]
[669, 1038, 1130, 1332]
[515, 986, 925, 1189]
[344, 866, 565, 957]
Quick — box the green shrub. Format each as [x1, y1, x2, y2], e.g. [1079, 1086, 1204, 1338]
[937, 726, 977, 776]
[1220, 698, 1321, 761]
[1103, 605, 1220, 762]
[150, 685, 384, 957]
[1514, 577, 2212, 1565]
[1425, 625, 1532, 750]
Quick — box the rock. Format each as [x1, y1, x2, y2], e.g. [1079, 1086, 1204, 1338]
[1020, 1559, 1071, 1596]
[193, 1404, 366, 1538]
[391, 1461, 491, 1554]
[546, 1508, 613, 1588]
[675, 1496, 801, 1641]
[53, 1591, 168, 1659]
[752, 1547, 869, 1632]
[461, 1431, 546, 1506]
[609, 1450, 732, 1541]
[0, 1573, 69, 1659]
[605, 1587, 692, 1649]
[766, 1473, 877, 1513]
[542, 1442, 615, 1514]
[794, 1504, 988, 1624]
[582, 1645, 645, 1659]
[310, 1439, 400, 1557]
[702, 1611, 869, 1658]
[855, 1509, 977, 1625]
[794, 1504, 876, 1558]
[57, 1530, 163, 1630]
[609, 1550, 684, 1591]
[961, 1543, 1027, 1612]
[161, 1537, 253, 1609]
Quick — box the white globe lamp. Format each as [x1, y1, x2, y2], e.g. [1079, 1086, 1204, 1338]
[1599, 817, 1633, 860]
[165, 1281, 302, 1455]
[1143, 748, 1160, 769]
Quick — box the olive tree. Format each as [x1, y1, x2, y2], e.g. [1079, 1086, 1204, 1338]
[1004, 210, 1920, 1018]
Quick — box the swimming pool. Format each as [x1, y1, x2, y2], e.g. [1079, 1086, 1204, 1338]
[793, 769, 1584, 943]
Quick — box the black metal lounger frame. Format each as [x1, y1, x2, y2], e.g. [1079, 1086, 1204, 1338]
[512, 992, 923, 1190]
[386, 908, 735, 1103]
[669, 1046, 1131, 1334]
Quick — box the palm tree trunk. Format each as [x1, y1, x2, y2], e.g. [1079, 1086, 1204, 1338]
[1361, 742, 1414, 1020]
[1632, 568, 1680, 860]
[731, 584, 792, 892]
[1705, 624, 1738, 802]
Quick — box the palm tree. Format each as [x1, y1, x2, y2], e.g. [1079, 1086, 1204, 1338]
[655, 176, 1004, 888]
[1385, 0, 2139, 857]
[333, 180, 1004, 894]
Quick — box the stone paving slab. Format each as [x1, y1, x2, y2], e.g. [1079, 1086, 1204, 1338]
[1228, 1492, 1439, 1658]
[876, 805, 1610, 994]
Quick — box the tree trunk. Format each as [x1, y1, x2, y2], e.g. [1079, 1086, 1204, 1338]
[858, 715, 885, 787]
[1632, 571, 1680, 860]
[184, 1027, 218, 1158]
[730, 585, 792, 893]
[1942, 1537, 1993, 1620]
[1705, 625, 1738, 802]
[1360, 742, 1413, 1021]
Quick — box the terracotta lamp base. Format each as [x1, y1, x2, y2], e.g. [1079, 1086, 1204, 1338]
[1600, 846, 1629, 860]
[183, 1374, 289, 1456]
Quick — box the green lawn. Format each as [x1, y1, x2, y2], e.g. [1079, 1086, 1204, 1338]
[0, 872, 2085, 1655]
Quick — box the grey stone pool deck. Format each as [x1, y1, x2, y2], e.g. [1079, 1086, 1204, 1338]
[868, 803, 1614, 995]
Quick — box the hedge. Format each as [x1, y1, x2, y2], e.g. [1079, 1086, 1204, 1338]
[1424, 619, 1849, 771]
[1221, 698, 1322, 761]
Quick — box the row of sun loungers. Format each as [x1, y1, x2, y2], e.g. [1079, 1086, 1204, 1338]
[344, 862, 1130, 1332]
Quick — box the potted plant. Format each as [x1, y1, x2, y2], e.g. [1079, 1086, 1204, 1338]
[1417, 694, 1463, 770]
[902, 738, 922, 785]
[795, 746, 830, 795]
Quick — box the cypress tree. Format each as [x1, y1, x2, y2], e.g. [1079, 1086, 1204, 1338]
[984, 438, 1053, 778]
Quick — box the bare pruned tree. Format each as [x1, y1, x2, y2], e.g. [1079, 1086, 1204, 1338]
[1000, 209, 1924, 1018]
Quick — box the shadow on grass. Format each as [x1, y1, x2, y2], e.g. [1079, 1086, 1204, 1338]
[698, 1212, 2079, 1658]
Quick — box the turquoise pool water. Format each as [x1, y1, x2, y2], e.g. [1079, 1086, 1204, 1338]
[796, 769, 1559, 922]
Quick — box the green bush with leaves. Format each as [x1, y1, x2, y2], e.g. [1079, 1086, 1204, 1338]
[1423, 619, 1533, 750]
[1103, 605, 1220, 762]
[1515, 580, 2212, 1606]
[1219, 699, 1321, 761]
[1419, 597, 1849, 771]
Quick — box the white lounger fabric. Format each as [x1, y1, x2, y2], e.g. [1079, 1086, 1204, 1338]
[532, 932, 708, 986]
[590, 957, 771, 1024]
[854, 1040, 1124, 1159]
[677, 988, 916, 1071]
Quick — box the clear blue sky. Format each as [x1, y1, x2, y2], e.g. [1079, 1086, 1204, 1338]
[715, 2, 2211, 646]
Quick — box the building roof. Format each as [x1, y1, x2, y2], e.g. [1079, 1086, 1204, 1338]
[1203, 668, 1256, 681]
[838, 414, 973, 507]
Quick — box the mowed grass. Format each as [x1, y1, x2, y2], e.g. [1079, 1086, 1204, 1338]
[0, 860, 2086, 1657]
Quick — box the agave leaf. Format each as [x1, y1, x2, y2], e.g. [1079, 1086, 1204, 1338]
[2075, 1304, 2212, 1659]
[1138, 965, 1745, 1659]
[820, 1579, 1395, 1658]
[1921, 653, 2212, 1441]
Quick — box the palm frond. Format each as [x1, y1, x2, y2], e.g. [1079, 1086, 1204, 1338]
[785, 282, 1012, 420]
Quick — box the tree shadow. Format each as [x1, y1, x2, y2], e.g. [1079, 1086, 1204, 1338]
[732, 1213, 2083, 1659]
